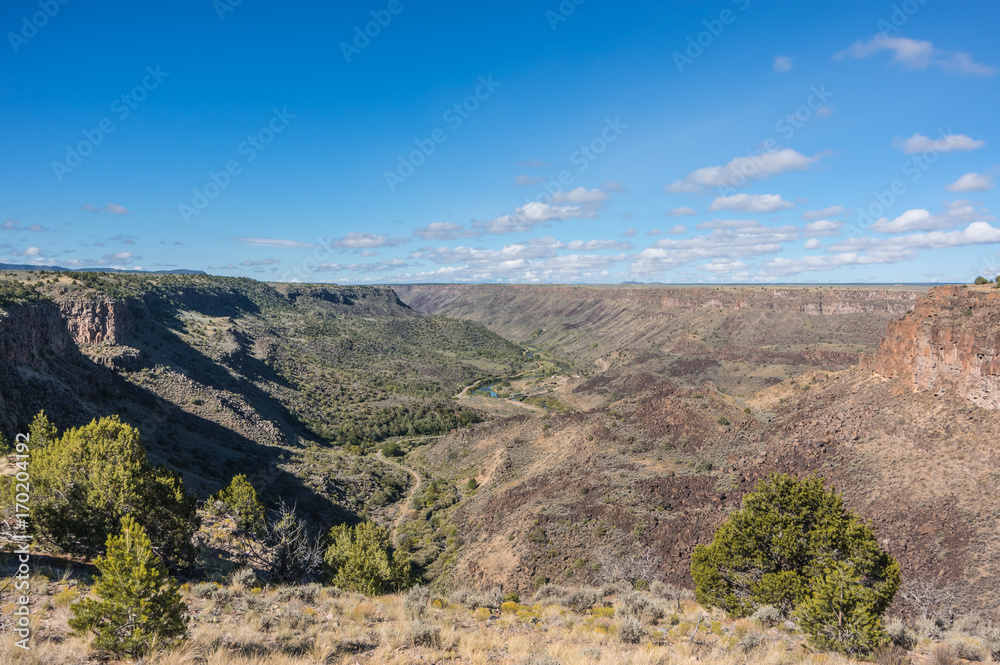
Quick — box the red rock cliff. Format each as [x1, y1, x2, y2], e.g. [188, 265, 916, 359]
[866, 285, 1000, 408]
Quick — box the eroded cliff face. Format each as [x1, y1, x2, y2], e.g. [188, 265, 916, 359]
[56, 297, 131, 346]
[0, 297, 135, 370]
[866, 285, 1000, 408]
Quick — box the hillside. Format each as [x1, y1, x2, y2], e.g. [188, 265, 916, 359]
[392, 284, 1000, 619]
[0, 272, 530, 528]
[393, 284, 923, 395]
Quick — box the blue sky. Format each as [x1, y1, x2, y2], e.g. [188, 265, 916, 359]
[2, 0, 998, 284]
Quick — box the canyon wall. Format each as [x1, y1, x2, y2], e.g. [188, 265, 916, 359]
[866, 285, 1000, 409]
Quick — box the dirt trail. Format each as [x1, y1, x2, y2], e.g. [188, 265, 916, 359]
[376, 450, 422, 545]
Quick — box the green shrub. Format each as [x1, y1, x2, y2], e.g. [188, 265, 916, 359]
[69, 516, 187, 658]
[30, 415, 199, 568]
[691, 474, 900, 657]
[210, 474, 265, 533]
[974, 276, 989, 285]
[751, 604, 782, 627]
[323, 522, 412, 595]
[717, 416, 730, 426]
[381, 442, 404, 458]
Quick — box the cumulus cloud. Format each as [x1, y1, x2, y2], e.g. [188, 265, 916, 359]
[549, 186, 611, 205]
[101, 251, 137, 263]
[665, 149, 821, 193]
[236, 237, 318, 249]
[947, 172, 994, 192]
[630, 222, 798, 276]
[804, 239, 821, 249]
[473, 201, 592, 235]
[665, 207, 697, 217]
[833, 222, 1000, 252]
[646, 228, 663, 236]
[707, 193, 795, 213]
[332, 232, 410, 249]
[803, 220, 844, 236]
[668, 225, 687, 235]
[701, 259, 750, 273]
[803, 206, 848, 220]
[871, 200, 992, 233]
[897, 132, 985, 154]
[773, 56, 792, 72]
[515, 174, 546, 186]
[835, 34, 996, 76]
[241, 258, 281, 266]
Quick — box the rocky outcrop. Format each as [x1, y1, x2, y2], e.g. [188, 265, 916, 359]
[865, 285, 1000, 409]
[55, 297, 131, 346]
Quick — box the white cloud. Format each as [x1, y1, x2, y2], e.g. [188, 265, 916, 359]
[773, 56, 792, 72]
[667, 225, 687, 235]
[102, 251, 135, 262]
[473, 201, 592, 235]
[549, 186, 610, 205]
[803, 220, 844, 236]
[802, 206, 848, 220]
[871, 200, 992, 233]
[897, 132, 985, 154]
[236, 237, 317, 249]
[947, 172, 994, 192]
[646, 228, 663, 236]
[701, 259, 750, 273]
[630, 222, 798, 275]
[665, 148, 821, 193]
[834, 222, 1000, 251]
[835, 34, 996, 76]
[332, 232, 410, 248]
[412, 222, 482, 240]
[665, 207, 697, 217]
[804, 239, 821, 249]
[707, 193, 795, 213]
[241, 258, 280, 266]
[763, 249, 917, 276]
[515, 174, 546, 186]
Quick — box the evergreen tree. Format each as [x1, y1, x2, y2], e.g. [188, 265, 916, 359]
[691, 474, 900, 656]
[324, 522, 412, 594]
[28, 410, 58, 449]
[211, 474, 265, 534]
[30, 415, 199, 567]
[69, 515, 187, 658]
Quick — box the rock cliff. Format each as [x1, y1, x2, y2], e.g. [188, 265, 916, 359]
[866, 285, 1000, 409]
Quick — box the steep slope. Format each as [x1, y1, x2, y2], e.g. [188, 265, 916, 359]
[404, 285, 999, 618]
[0, 272, 530, 527]
[394, 284, 923, 394]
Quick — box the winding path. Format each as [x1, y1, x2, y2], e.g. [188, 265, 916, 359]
[376, 450, 422, 545]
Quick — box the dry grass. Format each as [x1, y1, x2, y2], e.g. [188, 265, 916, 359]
[3, 573, 954, 665]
